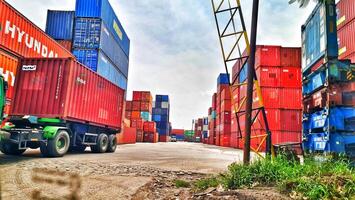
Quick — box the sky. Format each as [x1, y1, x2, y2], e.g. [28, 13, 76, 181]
[6, 0, 316, 129]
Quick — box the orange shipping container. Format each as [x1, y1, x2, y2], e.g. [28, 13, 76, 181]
[131, 111, 141, 119]
[0, 50, 18, 115]
[0, 1, 73, 58]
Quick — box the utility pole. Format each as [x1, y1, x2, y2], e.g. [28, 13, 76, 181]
[243, 0, 260, 165]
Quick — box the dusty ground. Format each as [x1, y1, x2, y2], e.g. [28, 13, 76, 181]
[0, 142, 289, 200]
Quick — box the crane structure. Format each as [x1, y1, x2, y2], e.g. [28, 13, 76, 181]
[211, 0, 272, 164]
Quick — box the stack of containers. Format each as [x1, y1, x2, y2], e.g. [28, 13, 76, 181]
[153, 95, 170, 142]
[216, 74, 232, 147]
[302, 2, 355, 155]
[143, 121, 158, 143]
[132, 91, 153, 121]
[201, 117, 209, 143]
[171, 129, 185, 141]
[232, 45, 303, 151]
[208, 94, 217, 145]
[73, 0, 130, 90]
[337, 0, 355, 62]
[194, 118, 203, 142]
[45, 10, 75, 52]
[184, 130, 195, 142]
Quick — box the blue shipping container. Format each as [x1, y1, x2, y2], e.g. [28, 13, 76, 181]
[140, 112, 151, 121]
[75, 0, 130, 56]
[153, 115, 161, 122]
[73, 49, 127, 90]
[303, 132, 355, 154]
[302, 3, 338, 72]
[73, 18, 129, 77]
[156, 95, 169, 102]
[303, 107, 355, 133]
[239, 64, 247, 83]
[217, 73, 229, 85]
[175, 135, 185, 141]
[46, 10, 75, 40]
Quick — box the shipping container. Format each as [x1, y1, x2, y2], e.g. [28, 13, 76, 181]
[144, 132, 158, 143]
[217, 73, 229, 85]
[117, 127, 136, 144]
[73, 49, 127, 90]
[303, 132, 355, 154]
[280, 47, 301, 67]
[255, 45, 281, 67]
[75, 0, 130, 56]
[279, 88, 302, 109]
[302, 3, 338, 72]
[303, 107, 355, 133]
[11, 58, 124, 130]
[45, 10, 75, 40]
[0, 50, 18, 115]
[280, 67, 302, 88]
[73, 18, 129, 77]
[256, 66, 281, 87]
[303, 82, 354, 113]
[336, 0, 355, 30]
[0, 1, 73, 58]
[338, 18, 355, 60]
[56, 40, 72, 52]
[159, 135, 169, 142]
[136, 130, 143, 142]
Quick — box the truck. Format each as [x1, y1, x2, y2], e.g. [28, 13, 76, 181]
[0, 58, 125, 157]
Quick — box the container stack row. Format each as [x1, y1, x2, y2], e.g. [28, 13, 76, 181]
[153, 95, 171, 142]
[201, 117, 209, 144]
[208, 95, 218, 145]
[171, 129, 185, 141]
[45, 0, 130, 91]
[301, 1, 355, 155]
[184, 130, 195, 142]
[232, 45, 303, 151]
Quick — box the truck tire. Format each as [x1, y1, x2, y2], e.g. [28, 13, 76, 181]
[91, 134, 108, 153]
[107, 135, 117, 153]
[0, 141, 26, 155]
[46, 130, 70, 157]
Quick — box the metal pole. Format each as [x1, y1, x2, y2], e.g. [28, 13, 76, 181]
[244, 0, 259, 165]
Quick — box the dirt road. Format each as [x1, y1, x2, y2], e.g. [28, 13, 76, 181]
[0, 142, 287, 200]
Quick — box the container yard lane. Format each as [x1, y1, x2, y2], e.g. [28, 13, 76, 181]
[0, 142, 288, 200]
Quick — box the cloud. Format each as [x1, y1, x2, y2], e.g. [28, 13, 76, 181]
[5, 0, 316, 129]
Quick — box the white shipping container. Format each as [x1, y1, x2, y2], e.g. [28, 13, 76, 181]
[203, 125, 208, 131]
[161, 102, 169, 109]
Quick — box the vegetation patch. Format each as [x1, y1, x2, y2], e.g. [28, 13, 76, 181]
[174, 179, 190, 188]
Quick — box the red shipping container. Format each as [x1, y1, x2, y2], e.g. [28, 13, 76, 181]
[220, 111, 231, 124]
[217, 84, 229, 95]
[11, 58, 124, 130]
[136, 130, 144, 142]
[280, 67, 302, 88]
[280, 88, 302, 109]
[272, 130, 301, 145]
[220, 134, 231, 147]
[125, 111, 132, 119]
[132, 91, 142, 101]
[56, 40, 72, 52]
[253, 87, 280, 109]
[280, 47, 301, 67]
[171, 129, 184, 135]
[140, 101, 151, 112]
[338, 19, 355, 60]
[220, 100, 231, 112]
[303, 82, 355, 112]
[337, 0, 355, 30]
[143, 121, 156, 132]
[143, 132, 158, 143]
[280, 109, 302, 132]
[0, 1, 72, 58]
[0, 50, 18, 115]
[212, 93, 217, 110]
[345, 52, 355, 63]
[221, 88, 231, 100]
[230, 132, 240, 148]
[117, 127, 137, 144]
[255, 45, 281, 67]
[131, 118, 144, 130]
[131, 111, 141, 119]
[125, 101, 132, 111]
[141, 91, 152, 102]
[256, 66, 281, 87]
[159, 135, 169, 142]
[132, 101, 140, 111]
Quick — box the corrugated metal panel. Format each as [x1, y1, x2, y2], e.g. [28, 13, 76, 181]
[56, 40, 72, 52]
[72, 49, 127, 90]
[302, 4, 326, 72]
[337, 0, 355, 30]
[11, 58, 124, 130]
[0, 1, 73, 58]
[280, 47, 301, 67]
[73, 18, 129, 77]
[338, 19, 355, 60]
[255, 45, 281, 67]
[45, 10, 75, 40]
[0, 50, 18, 115]
[75, 0, 130, 57]
[256, 66, 281, 87]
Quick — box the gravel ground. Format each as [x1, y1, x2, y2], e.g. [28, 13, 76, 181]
[0, 142, 289, 200]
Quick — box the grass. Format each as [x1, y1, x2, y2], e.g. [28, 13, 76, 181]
[174, 179, 190, 188]
[194, 156, 355, 200]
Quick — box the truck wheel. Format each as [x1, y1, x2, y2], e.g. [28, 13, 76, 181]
[46, 130, 70, 157]
[0, 141, 26, 155]
[107, 135, 117, 153]
[91, 134, 108, 153]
